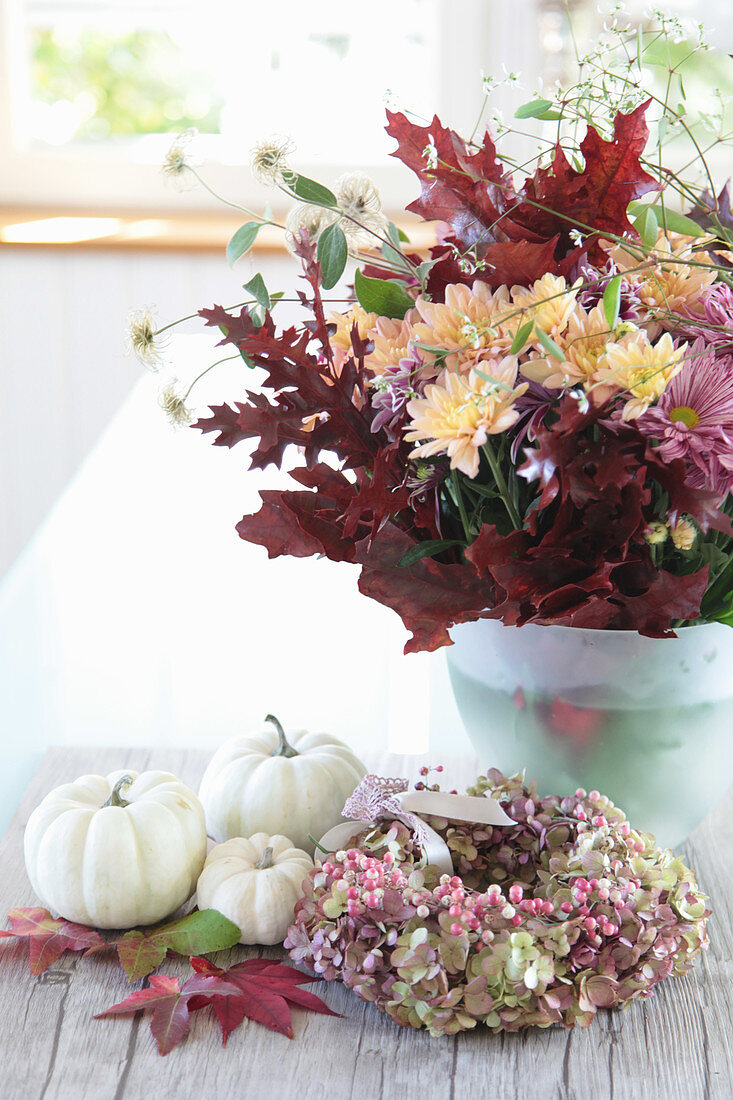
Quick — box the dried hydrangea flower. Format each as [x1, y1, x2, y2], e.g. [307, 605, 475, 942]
[286, 770, 711, 1036]
[251, 136, 295, 187]
[159, 379, 193, 428]
[126, 307, 166, 370]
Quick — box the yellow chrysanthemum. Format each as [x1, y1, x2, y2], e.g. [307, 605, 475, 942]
[412, 282, 515, 370]
[521, 303, 611, 389]
[608, 233, 717, 319]
[365, 314, 418, 375]
[593, 330, 687, 420]
[511, 273, 581, 344]
[404, 358, 527, 478]
[328, 304, 378, 371]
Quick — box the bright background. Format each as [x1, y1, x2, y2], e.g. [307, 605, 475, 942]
[0, 0, 732, 826]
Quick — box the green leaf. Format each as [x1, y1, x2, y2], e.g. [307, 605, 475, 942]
[317, 222, 348, 289]
[535, 110, 563, 121]
[515, 98, 554, 120]
[101, 910, 242, 982]
[652, 206, 704, 238]
[397, 539, 464, 568]
[510, 319, 534, 355]
[634, 205, 658, 250]
[354, 268, 414, 319]
[226, 222, 260, 267]
[282, 171, 337, 207]
[602, 275, 622, 331]
[242, 273, 271, 312]
[534, 326, 565, 361]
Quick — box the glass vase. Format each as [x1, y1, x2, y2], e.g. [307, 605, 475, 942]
[446, 619, 733, 847]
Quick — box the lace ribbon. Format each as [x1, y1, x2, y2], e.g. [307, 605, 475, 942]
[319, 773, 514, 875]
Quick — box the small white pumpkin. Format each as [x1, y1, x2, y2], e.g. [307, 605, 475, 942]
[196, 833, 313, 945]
[24, 770, 207, 929]
[198, 715, 366, 854]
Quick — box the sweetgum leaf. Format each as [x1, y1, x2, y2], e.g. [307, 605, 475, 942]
[188, 956, 339, 1045]
[91, 910, 241, 982]
[0, 907, 104, 975]
[95, 973, 241, 1056]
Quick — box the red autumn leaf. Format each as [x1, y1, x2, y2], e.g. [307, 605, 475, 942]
[385, 110, 521, 249]
[192, 402, 253, 448]
[85, 909, 242, 982]
[354, 525, 495, 654]
[94, 973, 241, 1056]
[0, 907, 104, 975]
[188, 956, 339, 1045]
[387, 102, 660, 275]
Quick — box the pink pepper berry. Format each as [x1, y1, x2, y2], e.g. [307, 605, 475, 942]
[589, 879, 600, 890]
[450, 922, 463, 936]
[510, 914, 523, 927]
[589, 789, 600, 801]
[435, 765, 444, 772]
[365, 893, 381, 909]
[449, 904, 462, 917]
[561, 901, 573, 913]
[598, 887, 610, 900]
[593, 815, 607, 827]
[321, 862, 334, 874]
[509, 884, 524, 904]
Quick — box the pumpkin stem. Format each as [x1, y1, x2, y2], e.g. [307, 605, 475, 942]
[265, 714, 299, 758]
[255, 846, 275, 869]
[102, 774, 134, 808]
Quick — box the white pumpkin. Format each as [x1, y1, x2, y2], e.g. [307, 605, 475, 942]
[198, 715, 366, 854]
[24, 770, 207, 929]
[196, 833, 313, 945]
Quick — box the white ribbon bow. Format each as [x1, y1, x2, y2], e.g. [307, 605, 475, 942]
[318, 774, 514, 876]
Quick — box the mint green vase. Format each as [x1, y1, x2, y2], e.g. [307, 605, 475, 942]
[446, 619, 733, 847]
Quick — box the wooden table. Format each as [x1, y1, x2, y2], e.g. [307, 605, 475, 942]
[0, 747, 731, 1100]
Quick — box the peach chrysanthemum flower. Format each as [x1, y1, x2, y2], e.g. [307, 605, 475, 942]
[521, 303, 611, 389]
[412, 282, 515, 370]
[593, 330, 687, 420]
[328, 303, 378, 372]
[511, 273, 581, 344]
[670, 516, 696, 550]
[608, 233, 717, 320]
[404, 357, 527, 478]
[365, 314, 418, 376]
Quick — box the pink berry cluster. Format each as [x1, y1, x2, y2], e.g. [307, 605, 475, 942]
[285, 770, 711, 1036]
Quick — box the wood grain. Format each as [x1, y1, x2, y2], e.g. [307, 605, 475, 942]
[0, 747, 730, 1100]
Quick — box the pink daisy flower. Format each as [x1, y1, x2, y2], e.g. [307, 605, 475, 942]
[637, 338, 733, 496]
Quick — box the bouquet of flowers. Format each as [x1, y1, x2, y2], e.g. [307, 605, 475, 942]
[137, 10, 733, 653]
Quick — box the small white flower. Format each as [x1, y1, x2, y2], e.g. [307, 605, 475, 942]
[335, 172, 387, 248]
[159, 379, 193, 428]
[423, 133, 438, 171]
[250, 135, 295, 186]
[284, 203, 336, 254]
[126, 306, 166, 369]
[161, 129, 197, 187]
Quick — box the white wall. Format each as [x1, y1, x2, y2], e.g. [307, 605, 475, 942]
[0, 246, 295, 577]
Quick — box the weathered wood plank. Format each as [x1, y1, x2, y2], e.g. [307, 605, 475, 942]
[0, 747, 730, 1100]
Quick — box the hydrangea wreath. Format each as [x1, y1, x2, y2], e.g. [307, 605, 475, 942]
[285, 771, 710, 1035]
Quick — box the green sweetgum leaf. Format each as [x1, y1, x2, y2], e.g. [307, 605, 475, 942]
[92, 909, 242, 982]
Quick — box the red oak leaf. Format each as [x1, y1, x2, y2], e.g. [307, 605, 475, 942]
[192, 402, 252, 448]
[94, 973, 241, 1056]
[354, 524, 495, 654]
[188, 956, 339, 1045]
[0, 907, 104, 975]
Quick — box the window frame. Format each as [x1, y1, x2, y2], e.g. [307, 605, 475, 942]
[0, 0, 540, 214]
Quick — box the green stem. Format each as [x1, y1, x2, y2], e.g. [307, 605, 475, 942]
[255, 846, 275, 869]
[102, 775, 133, 808]
[451, 475, 473, 541]
[266, 714, 299, 758]
[482, 440, 522, 529]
